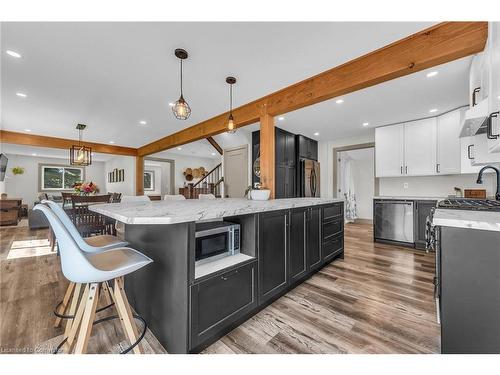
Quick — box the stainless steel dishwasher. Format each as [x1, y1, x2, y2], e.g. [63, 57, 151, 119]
[374, 200, 414, 244]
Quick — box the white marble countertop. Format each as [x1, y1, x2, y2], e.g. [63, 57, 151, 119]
[373, 196, 444, 201]
[432, 208, 500, 232]
[90, 197, 342, 225]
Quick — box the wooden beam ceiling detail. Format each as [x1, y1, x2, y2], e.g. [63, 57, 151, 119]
[0, 130, 138, 156]
[206, 136, 224, 155]
[137, 22, 487, 156]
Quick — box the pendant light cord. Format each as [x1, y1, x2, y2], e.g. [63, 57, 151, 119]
[229, 83, 233, 115]
[180, 59, 183, 97]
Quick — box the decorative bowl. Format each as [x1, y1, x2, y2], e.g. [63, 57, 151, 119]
[250, 189, 270, 201]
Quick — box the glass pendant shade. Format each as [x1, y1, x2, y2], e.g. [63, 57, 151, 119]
[227, 114, 236, 134]
[172, 95, 191, 120]
[70, 123, 92, 166]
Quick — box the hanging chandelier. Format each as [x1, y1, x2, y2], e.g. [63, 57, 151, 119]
[226, 76, 237, 134]
[172, 48, 191, 120]
[70, 124, 92, 166]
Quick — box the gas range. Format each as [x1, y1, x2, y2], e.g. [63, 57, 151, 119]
[437, 198, 500, 212]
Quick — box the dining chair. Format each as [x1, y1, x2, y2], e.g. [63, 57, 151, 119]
[163, 194, 186, 201]
[34, 204, 152, 354]
[198, 193, 216, 200]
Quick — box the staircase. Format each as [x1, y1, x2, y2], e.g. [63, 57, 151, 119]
[180, 163, 223, 199]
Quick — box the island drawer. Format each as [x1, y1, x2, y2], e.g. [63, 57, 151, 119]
[322, 203, 343, 221]
[322, 215, 343, 241]
[190, 260, 257, 349]
[322, 233, 344, 262]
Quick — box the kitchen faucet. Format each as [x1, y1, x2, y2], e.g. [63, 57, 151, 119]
[476, 165, 500, 201]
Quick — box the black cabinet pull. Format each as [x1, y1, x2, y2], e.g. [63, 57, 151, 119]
[400, 166, 403, 175]
[472, 87, 481, 107]
[436, 164, 440, 173]
[487, 112, 499, 140]
[405, 166, 408, 174]
[467, 144, 474, 160]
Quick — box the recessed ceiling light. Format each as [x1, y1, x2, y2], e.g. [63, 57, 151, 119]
[16, 92, 27, 98]
[313, 132, 320, 136]
[335, 99, 344, 104]
[109, 141, 115, 144]
[426, 71, 439, 78]
[278, 116, 285, 121]
[211, 152, 216, 156]
[177, 147, 182, 150]
[31, 153, 37, 156]
[24, 129, 31, 132]
[6, 50, 21, 58]
[169, 102, 175, 107]
[362, 122, 370, 127]
[429, 108, 438, 113]
[139, 120, 147, 125]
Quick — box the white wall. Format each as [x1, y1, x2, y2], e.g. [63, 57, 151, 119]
[104, 156, 136, 196]
[172, 154, 220, 191]
[341, 148, 374, 220]
[2, 153, 105, 207]
[318, 133, 375, 199]
[378, 173, 497, 197]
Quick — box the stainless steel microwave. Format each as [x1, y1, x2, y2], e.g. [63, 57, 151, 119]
[195, 221, 240, 264]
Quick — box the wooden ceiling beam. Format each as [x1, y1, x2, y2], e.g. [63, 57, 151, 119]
[0, 130, 138, 156]
[137, 22, 487, 157]
[206, 136, 224, 155]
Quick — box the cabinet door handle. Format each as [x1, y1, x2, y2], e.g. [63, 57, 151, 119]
[400, 166, 403, 175]
[467, 144, 474, 159]
[405, 166, 408, 175]
[436, 164, 440, 173]
[472, 87, 481, 107]
[487, 112, 500, 140]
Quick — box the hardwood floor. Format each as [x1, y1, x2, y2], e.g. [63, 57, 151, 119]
[0, 222, 440, 354]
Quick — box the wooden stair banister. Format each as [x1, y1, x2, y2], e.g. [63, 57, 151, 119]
[180, 163, 223, 198]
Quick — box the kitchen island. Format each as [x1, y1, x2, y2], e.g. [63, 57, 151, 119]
[91, 198, 344, 353]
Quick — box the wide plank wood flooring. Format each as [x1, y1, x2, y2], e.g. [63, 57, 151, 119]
[0, 222, 440, 354]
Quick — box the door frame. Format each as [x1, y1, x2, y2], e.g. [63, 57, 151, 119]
[144, 156, 175, 195]
[223, 144, 249, 198]
[332, 142, 378, 199]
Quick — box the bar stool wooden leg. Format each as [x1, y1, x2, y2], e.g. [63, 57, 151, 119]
[63, 283, 82, 335]
[54, 282, 75, 327]
[66, 284, 89, 351]
[113, 277, 142, 354]
[74, 283, 100, 354]
[101, 282, 113, 307]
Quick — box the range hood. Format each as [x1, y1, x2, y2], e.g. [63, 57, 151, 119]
[459, 98, 489, 137]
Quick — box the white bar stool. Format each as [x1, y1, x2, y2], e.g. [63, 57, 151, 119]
[163, 194, 186, 200]
[35, 204, 152, 354]
[42, 200, 128, 329]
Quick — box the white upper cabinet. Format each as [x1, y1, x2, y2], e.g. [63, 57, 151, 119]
[487, 22, 500, 153]
[375, 108, 464, 178]
[437, 109, 463, 175]
[375, 124, 404, 177]
[404, 118, 437, 176]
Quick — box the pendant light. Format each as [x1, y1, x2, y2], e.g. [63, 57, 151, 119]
[70, 124, 92, 166]
[226, 76, 237, 134]
[172, 48, 191, 120]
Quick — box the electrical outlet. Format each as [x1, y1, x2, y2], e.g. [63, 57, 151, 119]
[403, 182, 409, 189]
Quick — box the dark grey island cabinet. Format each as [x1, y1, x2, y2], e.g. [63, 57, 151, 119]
[122, 201, 344, 354]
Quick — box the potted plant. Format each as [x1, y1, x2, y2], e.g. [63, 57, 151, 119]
[11, 166, 25, 175]
[73, 181, 99, 195]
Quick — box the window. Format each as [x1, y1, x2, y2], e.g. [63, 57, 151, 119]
[40, 164, 85, 191]
[144, 170, 155, 191]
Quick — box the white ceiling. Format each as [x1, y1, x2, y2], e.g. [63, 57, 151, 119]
[277, 56, 472, 140]
[1, 22, 437, 149]
[0, 143, 113, 162]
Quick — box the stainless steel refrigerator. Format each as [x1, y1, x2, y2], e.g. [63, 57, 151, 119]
[299, 159, 320, 197]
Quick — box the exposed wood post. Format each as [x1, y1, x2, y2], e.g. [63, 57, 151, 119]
[259, 108, 275, 199]
[135, 156, 144, 196]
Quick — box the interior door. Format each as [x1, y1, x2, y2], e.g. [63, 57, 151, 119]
[404, 118, 437, 176]
[375, 124, 404, 177]
[223, 145, 248, 198]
